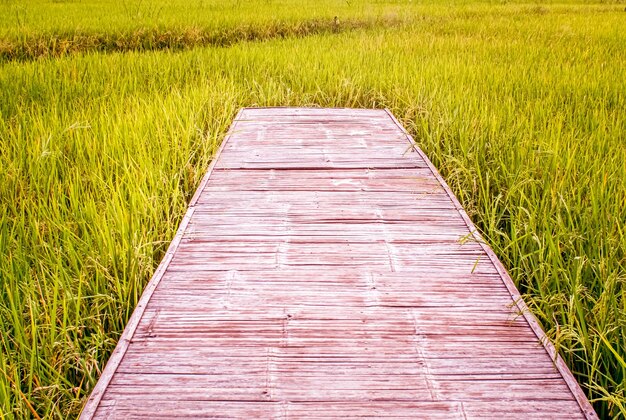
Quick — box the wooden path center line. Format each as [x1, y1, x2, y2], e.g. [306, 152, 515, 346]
[81, 107, 597, 419]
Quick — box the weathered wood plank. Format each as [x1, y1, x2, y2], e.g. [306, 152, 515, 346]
[80, 108, 596, 419]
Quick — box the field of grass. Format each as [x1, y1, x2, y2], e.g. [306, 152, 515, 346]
[1, 0, 625, 418]
[1, 0, 414, 61]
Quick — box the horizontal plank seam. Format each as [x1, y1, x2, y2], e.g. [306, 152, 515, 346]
[213, 166, 425, 171]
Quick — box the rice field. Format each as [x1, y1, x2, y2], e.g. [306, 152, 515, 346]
[0, 0, 625, 418]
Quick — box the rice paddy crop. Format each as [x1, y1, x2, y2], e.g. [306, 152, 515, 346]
[0, 0, 625, 418]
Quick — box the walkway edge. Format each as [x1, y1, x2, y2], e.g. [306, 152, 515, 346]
[383, 108, 598, 420]
[79, 108, 245, 419]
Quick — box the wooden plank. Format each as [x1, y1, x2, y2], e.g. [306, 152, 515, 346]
[81, 108, 596, 419]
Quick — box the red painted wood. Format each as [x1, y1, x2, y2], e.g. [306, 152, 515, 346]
[80, 108, 597, 419]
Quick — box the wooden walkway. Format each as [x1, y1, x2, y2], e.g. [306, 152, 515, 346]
[82, 108, 596, 419]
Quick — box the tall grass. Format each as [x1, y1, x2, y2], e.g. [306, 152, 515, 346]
[0, 0, 401, 36]
[0, 18, 405, 62]
[1, 1, 625, 418]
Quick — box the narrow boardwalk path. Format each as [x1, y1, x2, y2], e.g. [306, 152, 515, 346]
[82, 108, 596, 419]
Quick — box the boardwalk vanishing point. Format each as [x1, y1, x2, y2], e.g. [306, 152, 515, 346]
[81, 108, 597, 419]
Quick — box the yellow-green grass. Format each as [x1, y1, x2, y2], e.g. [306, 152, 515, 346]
[0, 0, 422, 61]
[1, 1, 625, 418]
[2, 0, 604, 37]
[0, 0, 616, 60]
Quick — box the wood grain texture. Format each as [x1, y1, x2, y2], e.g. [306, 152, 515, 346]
[80, 107, 597, 419]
